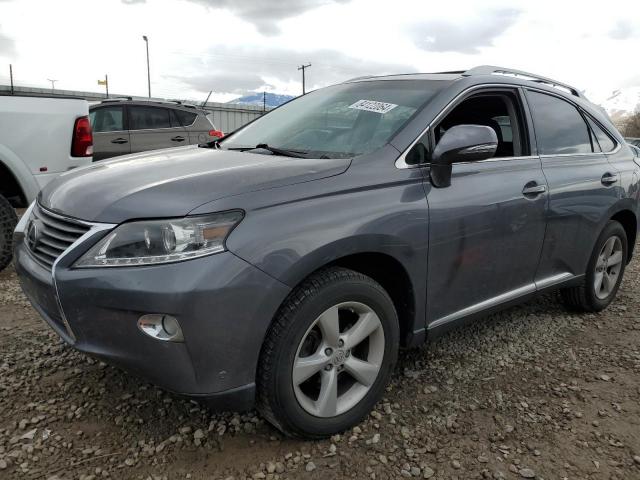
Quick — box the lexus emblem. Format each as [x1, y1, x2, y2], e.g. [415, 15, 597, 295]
[26, 220, 40, 251]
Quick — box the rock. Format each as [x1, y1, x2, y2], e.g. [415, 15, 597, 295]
[422, 466, 434, 478]
[519, 468, 536, 478]
[0, 459, 7, 470]
[633, 455, 640, 465]
[193, 429, 204, 440]
[371, 433, 380, 444]
[305, 461, 316, 472]
[20, 429, 37, 441]
[452, 460, 461, 469]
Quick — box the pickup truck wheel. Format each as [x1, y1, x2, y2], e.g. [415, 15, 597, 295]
[561, 221, 628, 312]
[0, 195, 18, 272]
[257, 267, 399, 438]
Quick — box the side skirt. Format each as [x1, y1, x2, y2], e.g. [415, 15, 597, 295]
[425, 273, 584, 341]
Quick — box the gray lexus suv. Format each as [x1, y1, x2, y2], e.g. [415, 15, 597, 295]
[89, 98, 223, 161]
[14, 66, 640, 438]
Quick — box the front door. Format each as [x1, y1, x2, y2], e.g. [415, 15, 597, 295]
[89, 105, 131, 161]
[423, 89, 548, 328]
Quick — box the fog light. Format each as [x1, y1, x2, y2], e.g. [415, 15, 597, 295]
[137, 314, 184, 342]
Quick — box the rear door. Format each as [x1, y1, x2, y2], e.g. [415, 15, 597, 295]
[128, 105, 188, 153]
[174, 109, 205, 144]
[89, 105, 130, 161]
[525, 89, 620, 284]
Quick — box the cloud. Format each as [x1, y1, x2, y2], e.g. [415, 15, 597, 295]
[170, 46, 414, 95]
[410, 8, 522, 54]
[122, 0, 350, 35]
[609, 20, 636, 40]
[174, 72, 274, 94]
[0, 27, 15, 57]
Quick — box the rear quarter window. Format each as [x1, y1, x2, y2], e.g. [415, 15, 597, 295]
[175, 110, 198, 127]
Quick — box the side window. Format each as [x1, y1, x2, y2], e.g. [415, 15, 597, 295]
[586, 116, 616, 153]
[434, 92, 526, 158]
[129, 106, 171, 130]
[175, 110, 198, 127]
[169, 109, 182, 128]
[526, 91, 592, 155]
[90, 107, 124, 133]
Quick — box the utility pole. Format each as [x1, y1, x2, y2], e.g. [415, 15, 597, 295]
[9, 64, 14, 94]
[98, 75, 109, 98]
[263, 91, 266, 113]
[46, 78, 58, 91]
[298, 63, 311, 95]
[142, 35, 151, 98]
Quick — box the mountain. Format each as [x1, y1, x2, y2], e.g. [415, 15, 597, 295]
[589, 87, 640, 126]
[228, 92, 295, 108]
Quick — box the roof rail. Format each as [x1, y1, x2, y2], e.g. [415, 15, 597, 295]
[101, 96, 133, 103]
[463, 65, 583, 98]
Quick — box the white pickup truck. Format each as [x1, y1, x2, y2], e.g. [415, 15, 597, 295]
[0, 95, 93, 271]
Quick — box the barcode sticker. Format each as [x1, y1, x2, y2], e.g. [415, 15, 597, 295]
[349, 99, 398, 114]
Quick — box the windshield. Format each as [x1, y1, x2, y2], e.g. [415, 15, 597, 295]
[220, 80, 448, 158]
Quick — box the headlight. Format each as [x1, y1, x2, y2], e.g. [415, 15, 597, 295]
[74, 211, 243, 268]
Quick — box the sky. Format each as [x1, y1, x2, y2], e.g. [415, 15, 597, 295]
[0, 0, 639, 105]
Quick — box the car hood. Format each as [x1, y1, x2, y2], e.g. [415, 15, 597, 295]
[39, 146, 350, 223]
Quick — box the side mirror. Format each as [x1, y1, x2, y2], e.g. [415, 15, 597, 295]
[430, 125, 498, 188]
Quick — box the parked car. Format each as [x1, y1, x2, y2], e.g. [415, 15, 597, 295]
[89, 98, 223, 160]
[0, 94, 92, 271]
[14, 66, 640, 438]
[625, 137, 640, 148]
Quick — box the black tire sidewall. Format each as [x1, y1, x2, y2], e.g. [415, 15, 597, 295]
[270, 276, 399, 437]
[584, 221, 628, 311]
[0, 195, 18, 272]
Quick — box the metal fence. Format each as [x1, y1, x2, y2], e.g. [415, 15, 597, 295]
[0, 85, 270, 133]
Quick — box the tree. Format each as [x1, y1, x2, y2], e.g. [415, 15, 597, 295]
[621, 109, 640, 137]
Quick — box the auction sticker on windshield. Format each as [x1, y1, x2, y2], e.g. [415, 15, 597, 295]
[349, 99, 398, 114]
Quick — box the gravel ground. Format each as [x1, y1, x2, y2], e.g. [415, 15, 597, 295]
[1, 244, 639, 480]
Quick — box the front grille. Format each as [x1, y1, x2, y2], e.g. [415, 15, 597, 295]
[26, 204, 91, 269]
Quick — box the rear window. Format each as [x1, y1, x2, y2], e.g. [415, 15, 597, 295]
[527, 90, 592, 155]
[129, 106, 171, 130]
[175, 110, 198, 127]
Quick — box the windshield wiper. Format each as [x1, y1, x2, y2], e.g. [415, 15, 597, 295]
[249, 143, 309, 158]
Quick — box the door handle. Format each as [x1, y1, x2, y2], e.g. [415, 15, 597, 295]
[171, 136, 186, 142]
[110, 138, 128, 144]
[522, 183, 547, 196]
[601, 173, 618, 186]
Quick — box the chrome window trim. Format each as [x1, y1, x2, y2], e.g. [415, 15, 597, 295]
[395, 83, 526, 169]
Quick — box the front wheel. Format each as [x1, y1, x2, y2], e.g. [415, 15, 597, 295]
[257, 267, 399, 438]
[0, 195, 18, 272]
[561, 220, 628, 312]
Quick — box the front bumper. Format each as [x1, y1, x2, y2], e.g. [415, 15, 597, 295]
[14, 239, 290, 410]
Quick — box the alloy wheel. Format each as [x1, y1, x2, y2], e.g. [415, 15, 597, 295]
[292, 301, 385, 417]
[594, 236, 624, 300]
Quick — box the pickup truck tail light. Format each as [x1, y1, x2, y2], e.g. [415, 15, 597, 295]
[71, 116, 93, 157]
[209, 129, 224, 139]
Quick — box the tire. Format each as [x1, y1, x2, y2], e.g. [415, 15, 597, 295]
[561, 220, 628, 312]
[257, 267, 399, 438]
[0, 195, 18, 272]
